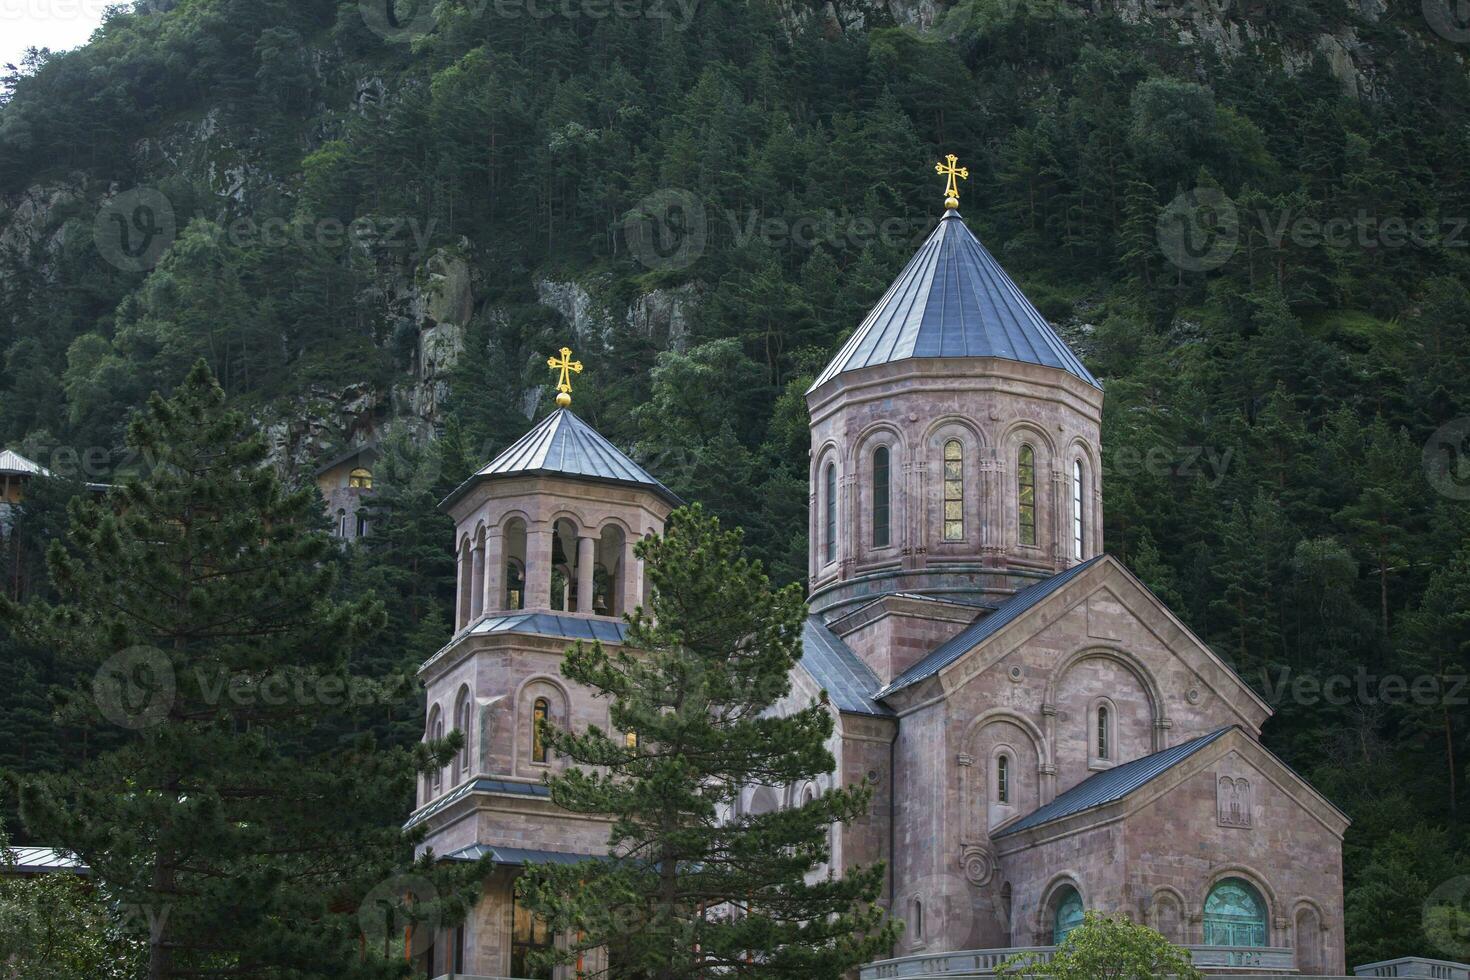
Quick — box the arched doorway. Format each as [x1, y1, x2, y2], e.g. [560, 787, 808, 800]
[1204, 878, 1268, 947]
[1052, 886, 1084, 945]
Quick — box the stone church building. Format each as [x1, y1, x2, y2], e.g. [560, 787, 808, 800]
[406, 193, 1350, 977]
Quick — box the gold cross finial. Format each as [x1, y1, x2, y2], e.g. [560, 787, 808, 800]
[547, 347, 583, 408]
[935, 154, 969, 211]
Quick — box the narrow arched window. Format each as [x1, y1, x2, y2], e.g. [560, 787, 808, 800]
[337, 508, 347, 539]
[912, 899, 923, 940]
[824, 463, 837, 564]
[427, 706, 444, 795]
[873, 447, 891, 548]
[997, 754, 1010, 804]
[1072, 458, 1085, 560]
[943, 440, 964, 541]
[1018, 445, 1037, 546]
[1097, 705, 1110, 760]
[453, 687, 472, 784]
[532, 697, 550, 764]
[506, 560, 525, 610]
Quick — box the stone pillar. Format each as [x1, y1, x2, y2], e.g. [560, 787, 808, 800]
[525, 523, 554, 612]
[576, 534, 595, 614]
[483, 528, 504, 614]
[1051, 467, 1067, 569]
[1040, 702, 1058, 803]
[622, 534, 642, 616]
[470, 538, 486, 620]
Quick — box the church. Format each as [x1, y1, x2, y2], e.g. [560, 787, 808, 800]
[405, 161, 1350, 978]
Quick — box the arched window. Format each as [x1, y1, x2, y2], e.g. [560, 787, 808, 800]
[1053, 887, 1085, 945]
[532, 697, 550, 764]
[1072, 458, 1085, 560]
[506, 559, 525, 610]
[1001, 882, 1014, 940]
[824, 463, 837, 565]
[349, 467, 373, 490]
[1096, 705, 1110, 760]
[912, 899, 923, 940]
[873, 447, 891, 548]
[1204, 878, 1268, 947]
[337, 508, 348, 538]
[1018, 445, 1037, 546]
[426, 705, 444, 796]
[943, 440, 964, 541]
[452, 687, 472, 784]
[996, 754, 1010, 804]
[355, 512, 368, 539]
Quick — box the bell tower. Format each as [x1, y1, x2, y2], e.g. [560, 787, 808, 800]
[806, 158, 1104, 681]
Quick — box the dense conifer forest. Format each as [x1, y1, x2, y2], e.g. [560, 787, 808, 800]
[2, 0, 1470, 965]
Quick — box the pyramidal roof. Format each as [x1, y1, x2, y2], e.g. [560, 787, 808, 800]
[810, 210, 1099, 392]
[441, 409, 680, 510]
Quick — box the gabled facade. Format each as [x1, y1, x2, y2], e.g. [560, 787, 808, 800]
[410, 196, 1349, 979]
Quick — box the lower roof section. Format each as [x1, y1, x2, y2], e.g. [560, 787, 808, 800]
[442, 844, 605, 866]
[403, 777, 551, 831]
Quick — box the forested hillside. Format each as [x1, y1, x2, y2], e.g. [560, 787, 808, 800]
[3, 0, 1470, 964]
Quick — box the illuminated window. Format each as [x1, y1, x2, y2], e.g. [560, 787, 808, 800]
[349, 467, 373, 490]
[943, 440, 964, 541]
[532, 697, 550, 764]
[824, 463, 837, 564]
[873, 447, 891, 548]
[1072, 459, 1085, 560]
[625, 730, 639, 750]
[1018, 445, 1036, 546]
[511, 889, 553, 979]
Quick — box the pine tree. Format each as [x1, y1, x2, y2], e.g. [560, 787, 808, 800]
[0, 362, 472, 980]
[519, 505, 896, 979]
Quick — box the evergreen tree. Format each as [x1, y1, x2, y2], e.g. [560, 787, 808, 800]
[0, 362, 471, 980]
[519, 505, 896, 979]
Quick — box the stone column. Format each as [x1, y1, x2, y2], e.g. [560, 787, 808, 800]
[576, 534, 596, 614]
[483, 528, 504, 614]
[622, 534, 642, 616]
[470, 538, 486, 620]
[1050, 467, 1067, 569]
[525, 523, 554, 612]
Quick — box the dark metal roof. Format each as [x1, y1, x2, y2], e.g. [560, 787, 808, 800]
[800, 618, 892, 717]
[810, 211, 1099, 392]
[443, 409, 680, 510]
[994, 728, 1233, 838]
[403, 777, 551, 829]
[6, 846, 87, 875]
[469, 611, 629, 644]
[442, 844, 605, 866]
[877, 557, 1105, 699]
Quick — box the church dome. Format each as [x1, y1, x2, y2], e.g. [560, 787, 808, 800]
[810, 210, 1099, 393]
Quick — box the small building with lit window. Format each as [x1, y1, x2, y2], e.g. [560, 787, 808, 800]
[314, 443, 378, 542]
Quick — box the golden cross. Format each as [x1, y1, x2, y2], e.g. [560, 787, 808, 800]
[935, 154, 969, 210]
[547, 346, 583, 407]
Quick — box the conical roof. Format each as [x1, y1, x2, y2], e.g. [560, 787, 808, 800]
[810, 210, 1099, 392]
[441, 409, 680, 510]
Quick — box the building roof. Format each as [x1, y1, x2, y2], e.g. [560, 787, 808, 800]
[876, 557, 1104, 700]
[810, 211, 1099, 393]
[442, 844, 606, 866]
[403, 777, 551, 830]
[0, 450, 50, 478]
[468, 610, 629, 644]
[799, 618, 892, 717]
[441, 408, 681, 510]
[312, 442, 379, 478]
[994, 728, 1233, 838]
[5, 846, 87, 874]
